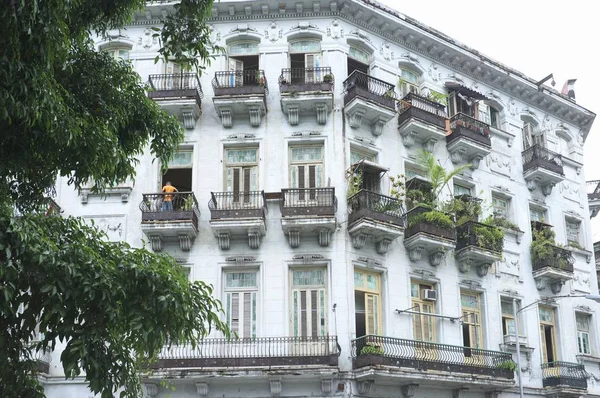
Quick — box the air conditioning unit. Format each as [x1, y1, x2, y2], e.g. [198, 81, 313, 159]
[423, 289, 437, 301]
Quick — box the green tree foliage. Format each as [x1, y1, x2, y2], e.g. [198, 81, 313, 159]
[0, 0, 228, 397]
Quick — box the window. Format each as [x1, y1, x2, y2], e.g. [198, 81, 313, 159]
[405, 164, 425, 180]
[501, 299, 523, 336]
[350, 148, 377, 164]
[489, 107, 500, 129]
[289, 146, 324, 192]
[454, 183, 472, 197]
[290, 40, 322, 83]
[225, 271, 258, 338]
[530, 208, 546, 223]
[399, 68, 419, 96]
[522, 121, 546, 149]
[347, 46, 370, 76]
[223, 41, 260, 87]
[461, 292, 482, 349]
[162, 149, 193, 192]
[411, 281, 436, 342]
[448, 90, 478, 118]
[224, 147, 258, 202]
[105, 47, 130, 61]
[355, 270, 381, 337]
[492, 195, 510, 219]
[539, 306, 557, 363]
[291, 268, 327, 338]
[576, 313, 592, 355]
[566, 219, 581, 246]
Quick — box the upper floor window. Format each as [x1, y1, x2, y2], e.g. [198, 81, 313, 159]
[565, 219, 581, 247]
[492, 195, 510, 220]
[350, 147, 377, 164]
[347, 45, 370, 76]
[411, 281, 436, 342]
[461, 292, 483, 350]
[162, 148, 193, 193]
[399, 68, 419, 96]
[289, 39, 322, 83]
[453, 182, 472, 197]
[224, 41, 260, 86]
[576, 312, 592, 355]
[224, 147, 258, 200]
[104, 47, 130, 61]
[225, 271, 258, 338]
[355, 270, 381, 337]
[291, 268, 327, 338]
[289, 145, 324, 190]
[501, 299, 523, 337]
[522, 119, 545, 150]
[529, 207, 546, 223]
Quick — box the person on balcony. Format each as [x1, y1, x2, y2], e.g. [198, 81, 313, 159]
[161, 181, 178, 211]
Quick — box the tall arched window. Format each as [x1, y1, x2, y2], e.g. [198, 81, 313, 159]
[348, 45, 370, 76]
[288, 39, 322, 83]
[222, 41, 260, 86]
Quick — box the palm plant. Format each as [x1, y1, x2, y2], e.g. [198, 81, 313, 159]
[416, 150, 471, 209]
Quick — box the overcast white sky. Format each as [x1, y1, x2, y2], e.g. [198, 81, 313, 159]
[377, 0, 600, 239]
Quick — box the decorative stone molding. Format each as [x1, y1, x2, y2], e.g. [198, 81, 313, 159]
[452, 388, 468, 398]
[227, 133, 256, 141]
[535, 277, 565, 294]
[461, 280, 482, 290]
[291, 130, 321, 137]
[485, 392, 500, 398]
[217, 232, 230, 250]
[249, 107, 263, 127]
[351, 232, 368, 249]
[347, 110, 364, 128]
[182, 111, 197, 130]
[143, 383, 158, 398]
[327, 19, 344, 39]
[80, 187, 133, 204]
[286, 106, 299, 125]
[287, 230, 301, 248]
[321, 378, 332, 394]
[423, 138, 437, 153]
[196, 382, 209, 397]
[401, 131, 417, 147]
[270, 379, 282, 397]
[225, 256, 256, 266]
[357, 380, 375, 395]
[375, 237, 392, 254]
[316, 104, 328, 125]
[412, 269, 436, 281]
[401, 384, 419, 398]
[408, 246, 424, 262]
[318, 228, 332, 247]
[292, 254, 325, 264]
[265, 21, 282, 42]
[149, 236, 162, 252]
[470, 155, 483, 170]
[356, 256, 383, 268]
[219, 109, 233, 128]
[541, 182, 555, 196]
[449, 148, 466, 164]
[477, 263, 491, 277]
[457, 258, 472, 273]
[248, 230, 262, 248]
[371, 117, 386, 136]
[429, 250, 446, 267]
[179, 235, 193, 251]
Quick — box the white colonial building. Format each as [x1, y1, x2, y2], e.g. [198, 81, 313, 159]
[43, 1, 600, 397]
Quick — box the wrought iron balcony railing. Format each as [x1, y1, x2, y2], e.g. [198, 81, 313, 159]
[448, 112, 492, 147]
[398, 92, 448, 130]
[212, 70, 268, 95]
[149, 336, 340, 369]
[542, 361, 587, 389]
[209, 191, 267, 220]
[351, 335, 515, 379]
[456, 221, 503, 253]
[522, 145, 564, 175]
[148, 73, 203, 106]
[532, 244, 575, 273]
[139, 192, 200, 226]
[347, 190, 405, 228]
[342, 70, 396, 110]
[404, 205, 455, 241]
[279, 67, 334, 91]
[280, 188, 337, 217]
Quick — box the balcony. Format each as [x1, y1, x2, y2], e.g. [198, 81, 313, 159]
[522, 145, 564, 195]
[403, 206, 456, 267]
[351, 335, 515, 390]
[542, 362, 587, 390]
[139, 192, 200, 252]
[455, 221, 503, 276]
[148, 73, 203, 129]
[342, 71, 397, 136]
[446, 113, 492, 169]
[149, 336, 340, 371]
[209, 191, 267, 250]
[212, 70, 267, 127]
[398, 93, 448, 152]
[586, 180, 600, 218]
[279, 67, 334, 125]
[532, 244, 574, 293]
[280, 188, 337, 248]
[347, 190, 405, 254]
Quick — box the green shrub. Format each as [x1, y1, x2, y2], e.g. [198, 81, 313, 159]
[496, 360, 517, 372]
[360, 344, 384, 355]
[473, 219, 504, 252]
[488, 216, 520, 231]
[407, 209, 454, 230]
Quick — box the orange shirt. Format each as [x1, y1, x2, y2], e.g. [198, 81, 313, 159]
[162, 185, 177, 201]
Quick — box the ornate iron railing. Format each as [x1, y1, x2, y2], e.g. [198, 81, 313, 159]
[542, 361, 587, 389]
[522, 145, 564, 175]
[148, 73, 203, 104]
[209, 191, 267, 220]
[342, 70, 396, 110]
[351, 335, 514, 379]
[587, 180, 600, 200]
[448, 113, 492, 148]
[212, 70, 268, 94]
[404, 205, 456, 241]
[398, 93, 447, 130]
[139, 192, 200, 230]
[280, 188, 337, 217]
[456, 221, 503, 253]
[532, 244, 575, 273]
[279, 67, 334, 89]
[347, 190, 405, 228]
[149, 336, 340, 369]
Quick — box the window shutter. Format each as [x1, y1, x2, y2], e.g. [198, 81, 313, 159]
[365, 294, 378, 335]
[316, 164, 323, 188]
[541, 325, 548, 363]
[523, 123, 533, 149]
[243, 168, 251, 203]
[232, 168, 240, 193]
[231, 293, 240, 334]
[300, 290, 307, 338]
[448, 92, 457, 116]
[423, 303, 434, 342]
[243, 293, 252, 338]
[308, 165, 316, 188]
[298, 166, 306, 189]
[413, 308, 423, 341]
[311, 290, 318, 337]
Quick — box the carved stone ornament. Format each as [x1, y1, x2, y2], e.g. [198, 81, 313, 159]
[270, 379, 282, 398]
[138, 28, 158, 49]
[401, 384, 419, 398]
[507, 98, 518, 116]
[289, 21, 318, 32]
[196, 382, 209, 397]
[380, 42, 394, 62]
[287, 230, 301, 248]
[293, 254, 325, 264]
[375, 237, 392, 254]
[321, 379, 332, 394]
[357, 256, 383, 268]
[428, 63, 441, 82]
[348, 29, 372, 43]
[318, 228, 332, 247]
[265, 21, 282, 42]
[229, 24, 258, 34]
[351, 232, 368, 249]
[291, 130, 321, 138]
[225, 255, 256, 266]
[358, 380, 375, 395]
[327, 19, 344, 39]
[142, 383, 158, 398]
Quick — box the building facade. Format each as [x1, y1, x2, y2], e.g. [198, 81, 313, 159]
[43, 0, 599, 397]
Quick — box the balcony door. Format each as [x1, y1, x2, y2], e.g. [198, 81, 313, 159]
[224, 271, 257, 358]
[225, 148, 258, 206]
[289, 146, 324, 203]
[539, 306, 557, 365]
[354, 270, 381, 338]
[165, 62, 184, 90]
[289, 40, 322, 84]
[347, 46, 370, 81]
[448, 90, 478, 118]
[522, 122, 546, 150]
[290, 269, 328, 356]
[224, 42, 260, 87]
[461, 292, 483, 365]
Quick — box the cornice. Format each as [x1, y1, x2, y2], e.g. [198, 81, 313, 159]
[138, 0, 595, 134]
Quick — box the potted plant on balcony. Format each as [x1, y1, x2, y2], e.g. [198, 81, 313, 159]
[531, 225, 570, 270]
[360, 343, 384, 356]
[496, 360, 518, 372]
[323, 74, 333, 84]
